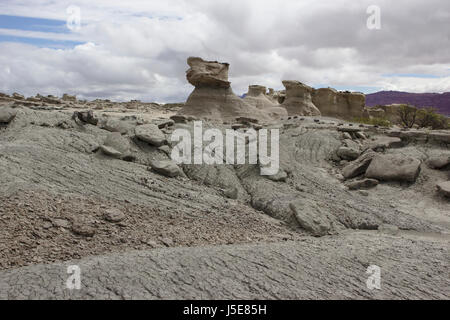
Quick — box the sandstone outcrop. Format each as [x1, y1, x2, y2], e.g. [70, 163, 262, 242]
[177, 57, 283, 122]
[243, 85, 288, 119]
[312, 88, 365, 120]
[281, 81, 321, 116]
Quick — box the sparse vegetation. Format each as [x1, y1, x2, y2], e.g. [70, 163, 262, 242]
[397, 104, 418, 128]
[416, 107, 449, 130]
[354, 117, 392, 127]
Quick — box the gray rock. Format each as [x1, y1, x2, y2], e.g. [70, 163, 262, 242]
[426, 156, 450, 170]
[337, 147, 360, 161]
[223, 187, 239, 199]
[158, 145, 172, 155]
[103, 119, 133, 135]
[355, 132, 367, 140]
[342, 151, 376, 180]
[104, 208, 126, 222]
[365, 154, 421, 183]
[367, 136, 403, 151]
[100, 145, 122, 158]
[346, 178, 379, 190]
[436, 181, 450, 198]
[71, 221, 96, 237]
[0, 107, 17, 123]
[135, 124, 167, 146]
[103, 132, 130, 155]
[342, 132, 352, 140]
[289, 200, 332, 237]
[150, 160, 183, 178]
[267, 169, 288, 182]
[152, 119, 175, 129]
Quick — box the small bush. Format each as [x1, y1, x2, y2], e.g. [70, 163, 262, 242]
[397, 104, 418, 128]
[416, 107, 449, 130]
[353, 117, 392, 127]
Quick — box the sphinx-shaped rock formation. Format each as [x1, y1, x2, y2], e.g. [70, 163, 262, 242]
[280, 81, 321, 116]
[312, 88, 365, 120]
[243, 85, 288, 119]
[177, 57, 282, 122]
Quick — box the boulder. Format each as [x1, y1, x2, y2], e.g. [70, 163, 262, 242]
[426, 156, 450, 170]
[436, 181, 450, 198]
[337, 147, 360, 161]
[104, 208, 126, 222]
[289, 200, 332, 237]
[345, 178, 379, 190]
[342, 150, 376, 180]
[135, 124, 166, 146]
[365, 154, 421, 183]
[100, 145, 123, 158]
[0, 107, 17, 123]
[103, 132, 131, 155]
[281, 81, 321, 116]
[102, 119, 133, 134]
[73, 110, 98, 125]
[150, 160, 184, 178]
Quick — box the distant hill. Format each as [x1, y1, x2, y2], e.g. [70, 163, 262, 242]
[366, 91, 450, 116]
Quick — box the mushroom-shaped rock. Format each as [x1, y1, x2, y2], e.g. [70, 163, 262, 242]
[177, 57, 280, 122]
[186, 57, 230, 88]
[281, 81, 321, 116]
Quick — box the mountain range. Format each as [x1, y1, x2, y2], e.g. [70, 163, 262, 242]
[365, 91, 450, 116]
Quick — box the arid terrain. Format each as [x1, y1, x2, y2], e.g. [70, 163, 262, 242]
[0, 57, 448, 300]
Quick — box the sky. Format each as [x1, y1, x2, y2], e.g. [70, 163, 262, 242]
[0, 0, 449, 103]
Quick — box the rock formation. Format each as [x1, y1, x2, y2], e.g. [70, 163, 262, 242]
[312, 88, 365, 120]
[280, 81, 321, 116]
[243, 85, 288, 119]
[177, 57, 283, 122]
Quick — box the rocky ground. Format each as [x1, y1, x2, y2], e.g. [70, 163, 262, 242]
[0, 92, 449, 300]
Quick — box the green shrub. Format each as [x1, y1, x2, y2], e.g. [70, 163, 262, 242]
[416, 107, 449, 130]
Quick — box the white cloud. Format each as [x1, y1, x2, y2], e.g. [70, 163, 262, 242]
[0, 0, 449, 101]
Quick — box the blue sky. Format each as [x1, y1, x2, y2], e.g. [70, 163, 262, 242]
[0, 1, 448, 102]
